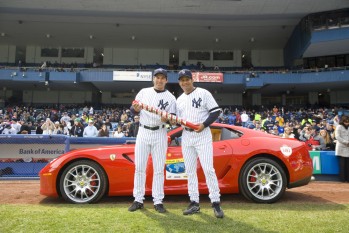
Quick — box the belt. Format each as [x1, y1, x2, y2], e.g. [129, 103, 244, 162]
[184, 127, 194, 132]
[140, 123, 165, 131]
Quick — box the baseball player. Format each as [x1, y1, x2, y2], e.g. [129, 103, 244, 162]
[176, 69, 224, 218]
[128, 68, 176, 213]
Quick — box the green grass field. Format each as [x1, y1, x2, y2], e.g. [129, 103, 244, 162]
[0, 202, 348, 233]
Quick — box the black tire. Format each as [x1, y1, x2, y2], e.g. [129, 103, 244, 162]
[59, 160, 107, 204]
[239, 157, 287, 203]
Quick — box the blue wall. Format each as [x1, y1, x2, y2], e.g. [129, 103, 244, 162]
[0, 135, 340, 178]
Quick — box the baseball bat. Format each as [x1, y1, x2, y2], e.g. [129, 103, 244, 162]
[132, 100, 200, 130]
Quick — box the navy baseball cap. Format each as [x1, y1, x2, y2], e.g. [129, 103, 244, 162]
[153, 68, 167, 78]
[178, 69, 192, 80]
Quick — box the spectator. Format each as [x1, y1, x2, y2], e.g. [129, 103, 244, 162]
[83, 119, 98, 137]
[84, 113, 93, 124]
[104, 118, 113, 131]
[319, 129, 335, 150]
[63, 121, 71, 136]
[253, 121, 263, 131]
[70, 118, 84, 137]
[275, 113, 285, 127]
[254, 111, 261, 122]
[281, 127, 295, 138]
[60, 112, 71, 125]
[120, 111, 128, 123]
[83, 106, 89, 114]
[41, 61, 47, 70]
[52, 121, 64, 134]
[334, 115, 349, 182]
[262, 115, 274, 131]
[98, 124, 109, 137]
[11, 118, 21, 133]
[89, 106, 94, 115]
[18, 121, 32, 134]
[275, 122, 284, 135]
[272, 105, 278, 114]
[235, 110, 241, 126]
[35, 120, 44, 134]
[299, 126, 326, 151]
[301, 115, 312, 126]
[129, 116, 140, 137]
[1, 123, 17, 134]
[113, 125, 125, 138]
[41, 118, 55, 135]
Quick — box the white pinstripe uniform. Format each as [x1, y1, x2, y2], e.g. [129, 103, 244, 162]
[176, 87, 221, 203]
[133, 87, 176, 205]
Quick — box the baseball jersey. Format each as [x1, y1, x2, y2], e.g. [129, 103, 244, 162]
[135, 87, 176, 126]
[176, 87, 220, 125]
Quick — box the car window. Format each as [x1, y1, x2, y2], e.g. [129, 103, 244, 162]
[168, 127, 183, 147]
[220, 127, 242, 140]
[168, 126, 243, 146]
[211, 128, 221, 142]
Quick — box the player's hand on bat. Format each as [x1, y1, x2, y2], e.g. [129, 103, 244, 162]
[169, 119, 177, 125]
[160, 116, 168, 122]
[132, 101, 141, 112]
[194, 123, 205, 133]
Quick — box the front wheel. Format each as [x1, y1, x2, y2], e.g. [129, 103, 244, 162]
[239, 157, 287, 203]
[59, 160, 107, 204]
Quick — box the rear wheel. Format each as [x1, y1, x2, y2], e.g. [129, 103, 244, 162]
[59, 160, 107, 204]
[239, 157, 287, 203]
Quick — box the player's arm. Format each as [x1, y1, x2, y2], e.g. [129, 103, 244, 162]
[164, 96, 177, 124]
[130, 90, 143, 115]
[195, 107, 221, 133]
[130, 104, 141, 115]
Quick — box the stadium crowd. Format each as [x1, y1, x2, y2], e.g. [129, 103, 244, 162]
[0, 103, 347, 151]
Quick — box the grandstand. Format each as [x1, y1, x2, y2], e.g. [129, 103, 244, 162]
[0, 1, 349, 108]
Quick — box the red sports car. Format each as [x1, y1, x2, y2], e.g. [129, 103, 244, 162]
[40, 123, 313, 204]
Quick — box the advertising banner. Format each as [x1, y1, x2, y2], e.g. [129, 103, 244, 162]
[113, 71, 152, 81]
[0, 135, 66, 162]
[310, 151, 321, 174]
[192, 72, 224, 83]
[165, 158, 187, 180]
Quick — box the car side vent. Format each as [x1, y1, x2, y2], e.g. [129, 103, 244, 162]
[122, 154, 134, 163]
[217, 165, 231, 179]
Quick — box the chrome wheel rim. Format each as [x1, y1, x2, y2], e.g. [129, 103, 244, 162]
[246, 162, 283, 201]
[63, 164, 101, 203]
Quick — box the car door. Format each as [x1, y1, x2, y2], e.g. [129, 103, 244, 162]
[162, 127, 234, 192]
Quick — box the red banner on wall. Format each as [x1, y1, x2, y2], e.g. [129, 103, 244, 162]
[192, 72, 223, 83]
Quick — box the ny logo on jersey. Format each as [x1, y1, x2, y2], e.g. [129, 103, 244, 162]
[192, 97, 202, 108]
[158, 99, 169, 110]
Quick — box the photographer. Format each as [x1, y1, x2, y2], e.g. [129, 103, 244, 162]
[299, 126, 326, 151]
[41, 118, 55, 135]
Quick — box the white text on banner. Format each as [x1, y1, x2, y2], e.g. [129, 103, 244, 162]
[113, 71, 152, 81]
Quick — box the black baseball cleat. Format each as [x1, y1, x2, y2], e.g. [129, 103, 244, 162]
[154, 204, 166, 213]
[128, 201, 144, 212]
[183, 201, 200, 215]
[212, 202, 224, 218]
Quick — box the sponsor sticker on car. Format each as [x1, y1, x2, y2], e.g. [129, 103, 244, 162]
[280, 145, 292, 157]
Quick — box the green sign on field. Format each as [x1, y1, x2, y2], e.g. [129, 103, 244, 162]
[309, 151, 321, 174]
